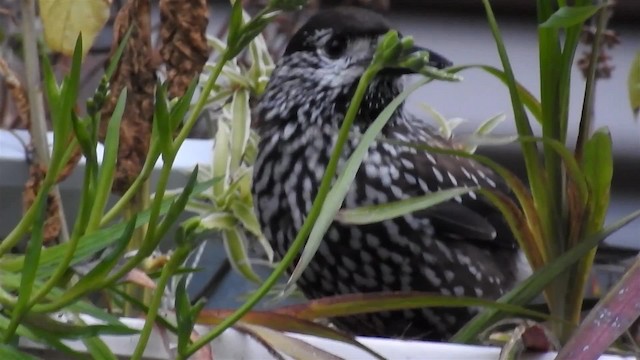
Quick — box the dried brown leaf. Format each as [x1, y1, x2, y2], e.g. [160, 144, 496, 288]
[122, 268, 156, 289]
[23, 163, 61, 244]
[100, 0, 157, 194]
[0, 57, 29, 128]
[159, 0, 210, 98]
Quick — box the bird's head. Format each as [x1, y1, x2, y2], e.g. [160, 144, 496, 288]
[256, 6, 451, 132]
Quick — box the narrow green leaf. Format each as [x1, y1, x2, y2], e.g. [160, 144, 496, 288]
[154, 83, 173, 157]
[89, 88, 127, 229]
[629, 51, 640, 118]
[6, 193, 48, 340]
[540, 5, 603, 28]
[276, 292, 550, 321]
[198, 212, 237, 231]
[50, 217, 136, 310]
[169, 77, 198, 131]
[70, 113, 96, 163]
[58, 35, 83, 131]
[581, 128, 613, 233]
[0, 179, 217, 276]
[175, 277, 193, 355]
[229, 89, 251, 171]
[454, 65, 542, 123]
[41, 52, 61, 118]
[82, 337, 118, 360]
[336, 187, 477, 225]
[150, 166, 201, 252]
[0, 345, 39, 360]
[105, 26, 132, 81]
[223, 226, 261, 283]
[22, 314, 138, 339]
[212, 120, 231, 197]
[286, 78, 429, 291]
[227, 0, 244, 48]
[452, 208, 640, 343]
[230, 202, 263, 237]
[0, 313, 78, 356]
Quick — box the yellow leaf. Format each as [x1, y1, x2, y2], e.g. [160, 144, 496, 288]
[629, 51, 640, 119]
[39, 0, 111, 57]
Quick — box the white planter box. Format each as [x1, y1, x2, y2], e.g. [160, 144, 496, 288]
[17, 316, 633, 360]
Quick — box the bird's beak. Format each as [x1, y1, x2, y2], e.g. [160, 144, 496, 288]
[380, 45, 452, 76]
[413, 46, 452, 69]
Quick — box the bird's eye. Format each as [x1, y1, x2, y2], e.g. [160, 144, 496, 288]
[324, 36, 348, 58]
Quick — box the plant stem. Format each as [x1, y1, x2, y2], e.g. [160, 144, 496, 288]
[130, 245, 191, 360]
[20, 0, 70, 243]
[575, 2, 611, 160]
[123, 180, 151, 316]
[182, 64, 381, 359]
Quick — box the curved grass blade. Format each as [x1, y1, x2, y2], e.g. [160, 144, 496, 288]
[540, 5, 604, 28]
[336, 187, 477, 225]
[453, 64, 542, 122]
[452, 209, 640, 344]
[5, 194, 48, 341]
[285, 78, 430, 291]
[0, 345, 39, 360]
[273, 292, 550, 321]
[223, 226, 261, 283]
[198, 310, 385, 360]
[236, 324, 343, 360]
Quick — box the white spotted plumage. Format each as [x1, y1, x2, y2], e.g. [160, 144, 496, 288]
[251, 6, 527, 341]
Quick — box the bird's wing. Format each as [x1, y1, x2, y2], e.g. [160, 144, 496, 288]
[387, 120, 519, 250]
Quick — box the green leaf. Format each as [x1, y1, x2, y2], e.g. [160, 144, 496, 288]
[82, 337, 118, 360]
[105, 26, 132, 81]
[198, 212, 237, 231]
[175, 277, 193, 355]
[336, 187, 477, 225]
[70, 113, 95, 164]
[452, 208, 640, 343]
[223, 226, 261, 283]
[0, 179, 217, 277]
[539, 5, 603, 28]
[88, 88, 127, 229]
[169, 77, 198, 130]
[154, 83, 173, 157]
[275, 292, 550, 321]
[212, 120, 231, 198]
[6, 193, 48, 340]
[49, 217, 136, 310]
[229, 89, 251, 172]
[285, 78, 429, 291]
[230, 202, 263, 238]
[22, 314, 138, 339]
[40, 51, 61, 116]
[581, 128, 613, 233]
[227, 0, 245, 49]
[0, 313, 78, 356]
[0, 345, 39, 360]
[150, 166, 201, 252]
[629, 51, 640, 118]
